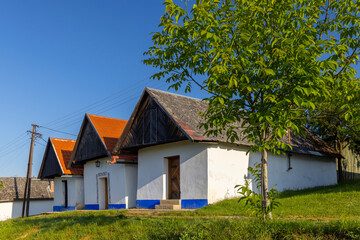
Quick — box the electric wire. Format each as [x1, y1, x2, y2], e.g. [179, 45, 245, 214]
[0, 132, 27, 153]
[41, 77, 154, 128]
[38, 126, 77, 137]
[39, 80, 166, 135]
[0, 139, 30, 171]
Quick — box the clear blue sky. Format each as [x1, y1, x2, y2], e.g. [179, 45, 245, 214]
[0, 0, 206, 177]
[0, 1, 359, 177]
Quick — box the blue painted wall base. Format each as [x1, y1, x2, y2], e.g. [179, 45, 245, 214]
[85, 204, 100, 210]
[53, 206, 76, 212]
[136, 199, 208, 209]
[136, 200, 160, 209]
[181, 199, 208, 209]
[108, 204, 126, 209]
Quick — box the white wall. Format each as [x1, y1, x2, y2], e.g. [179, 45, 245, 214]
[137, 140, 208, 201]
[249, 151, 337, 192]
[0, 200, 53, 221]
[54, 176, 84, 210]
[207, 143, 249, 204]
[84, 157, 137, 209]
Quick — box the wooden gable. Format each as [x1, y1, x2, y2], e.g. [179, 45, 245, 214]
[121, 94, 186, 152]
[39, 143, 62, 179]
[73, 118, 109, 164]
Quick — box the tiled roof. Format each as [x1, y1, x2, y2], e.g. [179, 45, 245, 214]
[87, 114, 127, 153]
[50, 138, 83, 175]
[0, 177, 53, 202]
[114, 88, 340, 158]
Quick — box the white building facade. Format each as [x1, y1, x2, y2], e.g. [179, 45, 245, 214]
[53, 175, 84, 211]
[113, 88, 339, 209]
[135, 140, 337, 209]
[83, 157, 137, 210]
[68, 114, 137, 210]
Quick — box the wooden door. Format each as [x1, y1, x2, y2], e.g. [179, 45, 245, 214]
[168, 156, 180, 199]
[104, 178, 109, 209]
[62, 180, 68, 208]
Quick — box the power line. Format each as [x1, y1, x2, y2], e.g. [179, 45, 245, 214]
[34, 141, 46, 147]
[38, 126, 77, 137]
[39, 81, 166, 134]
[0, 132, 27, 152]
[39, 137, 48, 144]
[0, 139, 30, 170]
[41, 77, 153, 128]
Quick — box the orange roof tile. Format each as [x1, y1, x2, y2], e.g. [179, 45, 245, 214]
[50, 138, 83, 175]
[87, 114, 128, 154]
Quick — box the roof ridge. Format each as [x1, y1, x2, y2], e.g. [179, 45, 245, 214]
[86, 113, 127, 122]
[50, 137, 76, 142]
[146, 87, 205, 102]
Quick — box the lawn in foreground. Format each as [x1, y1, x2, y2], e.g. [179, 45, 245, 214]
[1, 180, 359, 239]
[0, 211, 360, 240]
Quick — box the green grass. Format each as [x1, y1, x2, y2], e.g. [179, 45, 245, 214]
[161, 180, 360, 218]
[1, 211, 360, 239]
[1, 180, 360, 239]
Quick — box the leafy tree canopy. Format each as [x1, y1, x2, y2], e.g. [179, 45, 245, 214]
[144, 0, 360, 219]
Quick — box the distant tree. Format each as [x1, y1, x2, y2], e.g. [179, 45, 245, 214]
[144, 0, 360, 220]
[0, 181, 3, 190]
[308, 76, 360, 181]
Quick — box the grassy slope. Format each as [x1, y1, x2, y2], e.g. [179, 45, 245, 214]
[0, 180, 360, 239]
[193, 179, 360, 218]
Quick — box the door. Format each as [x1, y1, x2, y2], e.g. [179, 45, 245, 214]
[168, 156, 180, 199]
[104, 178, 109, 209]
[98, 177, 109, 210]
[62, 180, 68, 208]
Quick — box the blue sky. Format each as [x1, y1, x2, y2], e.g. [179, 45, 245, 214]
[0, 1, 359, 177]
[0, 0, 206, 177]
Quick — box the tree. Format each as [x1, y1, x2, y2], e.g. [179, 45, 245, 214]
[0, 182, 3, 190]
[307, 75, 360, 182]
[144, 0, 360, 220]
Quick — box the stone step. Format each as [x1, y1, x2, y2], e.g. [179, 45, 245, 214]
[155, 204, 181, 210]
[160, 199, 181, 205]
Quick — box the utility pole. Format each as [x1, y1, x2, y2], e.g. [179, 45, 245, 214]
[22, 124, 41, 217]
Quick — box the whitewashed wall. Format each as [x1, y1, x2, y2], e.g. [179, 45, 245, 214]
[0, 200, 53, 221]
[84, 157, 137, 209]
[137, 140, 208, 209]
[249, 151, 337, 192]
[207, 143, 249, 204]
[53, 176, 84, 211]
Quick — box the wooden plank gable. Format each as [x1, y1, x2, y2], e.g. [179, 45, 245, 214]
[73, 118, 109, 164]
[38, 143, 63, 179]
[121, 95, 186, 152]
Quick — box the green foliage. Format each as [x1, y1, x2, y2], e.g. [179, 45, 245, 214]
[0, 181, 3, 189]
[144, 0, 360, 154]
[145, 0, 360, 219]
[235, 164, 280, 218]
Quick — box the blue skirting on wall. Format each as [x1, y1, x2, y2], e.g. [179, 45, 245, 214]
[136, 200, 160, 209]
[53, 206, 76, 212]
[181, 199, 208, 209]
[108, 204, 126, 209]
[85, 204, 100, 210]
[136, 199, 208, 209]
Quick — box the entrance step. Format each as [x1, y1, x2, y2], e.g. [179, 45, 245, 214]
[155, 199, 181, 210]
[155, 204, 181, 210]
[160, 199, 181, 205]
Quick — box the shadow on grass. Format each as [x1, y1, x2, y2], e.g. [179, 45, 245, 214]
[9, 211, 131, 234]
[279, 180, 360, 199]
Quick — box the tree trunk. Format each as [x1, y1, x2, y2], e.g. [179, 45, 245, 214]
[338, 141, 343, 182]
[261, 148, 272, 220]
